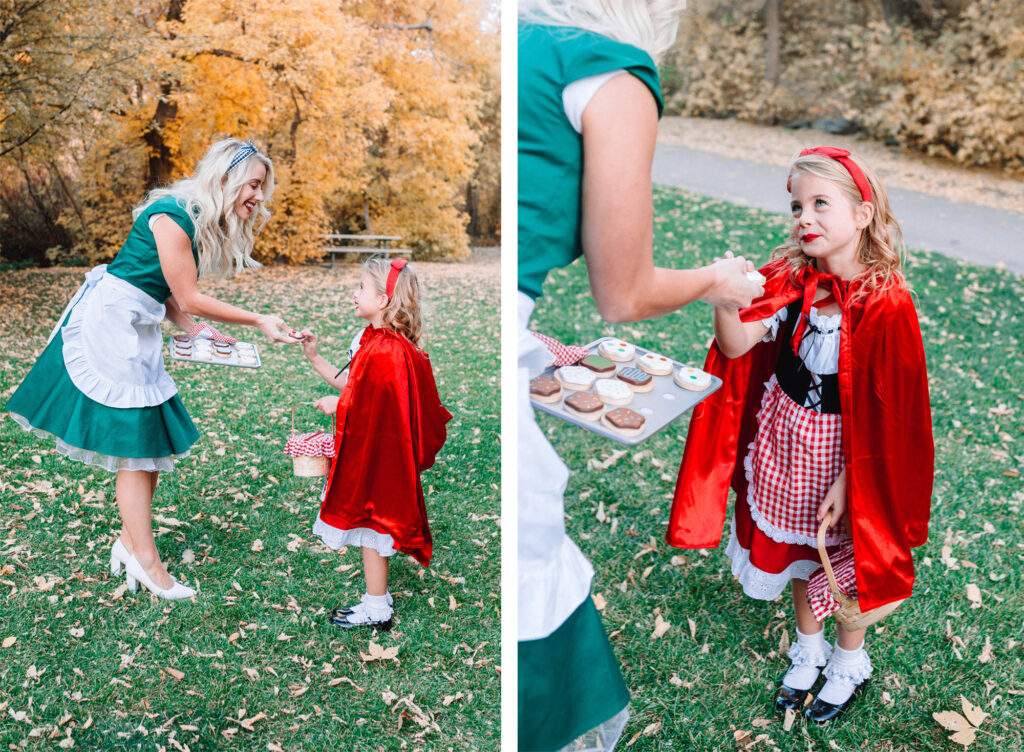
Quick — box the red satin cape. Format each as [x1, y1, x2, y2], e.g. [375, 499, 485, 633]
[667, 259, 934, 610]
[320, 326, 452, 567]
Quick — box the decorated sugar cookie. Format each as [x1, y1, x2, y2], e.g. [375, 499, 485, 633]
[563, 391, 604, 422]
[580, 354, 616, 377]
[674, 365, 712, 391]
[616, 366, 654, 393]
[554, 365, 596, 391]
[598, 339, 635, 362]
[530, 375, 563, 404]
[594, 378, 633, 406]
[637, 352, 673, 376]
[601, 407, 645, 437]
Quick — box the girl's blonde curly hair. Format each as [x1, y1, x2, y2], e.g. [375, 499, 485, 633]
[362, 257, 423, 347]
[774, 151, 905, 301]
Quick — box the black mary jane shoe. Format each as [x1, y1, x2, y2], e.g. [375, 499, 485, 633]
[330, 604, 358, 619]
[775, 683, 811, 712]
[328, 612, 393, 632]
[804, 681, 868, 724]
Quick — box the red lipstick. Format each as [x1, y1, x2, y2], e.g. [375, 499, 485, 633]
[801, 233, 820, 242]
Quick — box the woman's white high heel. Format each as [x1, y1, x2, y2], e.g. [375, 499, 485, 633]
[124, 553, 196, 600]
[110, 538, 131, 576]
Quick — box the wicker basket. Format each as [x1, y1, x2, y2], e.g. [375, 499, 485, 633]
[285, 405, 335, 477]
[816, 512, 905, 632]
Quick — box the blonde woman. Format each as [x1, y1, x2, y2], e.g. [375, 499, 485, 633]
[7, 138, 299, 600]
[517, 2, 763, 750]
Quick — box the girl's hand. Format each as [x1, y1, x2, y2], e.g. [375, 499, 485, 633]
[817, 469, 848, 532]
[313, 395, 339, 416]
[300, 330, 319, 360]
[703, 255, 763, 310]
[257, 315, 302, 344]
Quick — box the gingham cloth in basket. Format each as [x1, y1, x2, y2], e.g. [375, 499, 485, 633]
[806, 542, 858, 621]
[284, 431, 335, 457]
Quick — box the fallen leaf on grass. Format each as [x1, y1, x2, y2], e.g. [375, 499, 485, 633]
[239, 712, 266, 731]
[934, 695, 989, 747]
[228, 632, 240, 643]
[442, 691, 465, 706]
[978, 637, 993, 663]
[688, 617, 697, 640]
[651, 614, 671, 640]
[288, 683, 308, 697]
[2, 636, 16, 648]
[251, 540, 264, 553]
[181, 549, 195, 564]
[752, 718, 772, 728]
[360, 641, 400, 662]
[164, 667, 185, 681]
[783, 708, 796, 731]
[449, 595, 458, 611]
[592, 593, 607, 611]
[242, 668, 259, 681]
[327, 676, 364, 691]
[111, 583, 128, 600]
[69, 627, 84, 638]
[966, 584, 982, 608]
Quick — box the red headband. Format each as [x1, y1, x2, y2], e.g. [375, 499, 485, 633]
[385, 258, 408, 300]
[787, 146, 871, 203]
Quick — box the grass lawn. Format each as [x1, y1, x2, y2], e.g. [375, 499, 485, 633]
[0, 254, 500, 751]
[529, 187, 1023, 751]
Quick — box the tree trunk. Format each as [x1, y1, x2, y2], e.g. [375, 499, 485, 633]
[765, 0, 780, 88]
[144, 0, 184, 189]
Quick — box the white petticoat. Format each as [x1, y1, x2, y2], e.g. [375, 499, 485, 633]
[9, 412, 187, 473]
[313, 513, 397, 557]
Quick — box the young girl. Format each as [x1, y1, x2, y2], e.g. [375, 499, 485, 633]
[6, 138, 300, 600]
[667, 147, 933, 723]
[301, 257, 451, 631]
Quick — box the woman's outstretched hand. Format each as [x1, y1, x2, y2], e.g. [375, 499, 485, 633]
[703, 253, 764, 310]
[257, 315, 304, 344]
[313, 395, 339, 416]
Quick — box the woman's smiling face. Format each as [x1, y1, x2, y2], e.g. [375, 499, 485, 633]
[233, 160, 267, 220]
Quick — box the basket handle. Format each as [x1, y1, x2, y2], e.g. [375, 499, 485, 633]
[815, 512, 844, 602]
[291, 403, 337, 437]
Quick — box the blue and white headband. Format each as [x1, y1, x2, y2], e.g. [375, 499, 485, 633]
[226, 140, 259, 174]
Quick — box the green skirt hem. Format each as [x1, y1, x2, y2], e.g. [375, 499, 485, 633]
[519, 596, 630, 751]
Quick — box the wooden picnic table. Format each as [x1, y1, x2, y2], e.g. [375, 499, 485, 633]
[320, 234, 411, 267]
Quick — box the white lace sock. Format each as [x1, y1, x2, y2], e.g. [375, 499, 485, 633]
[818, 641, 872, 704]
[343, 591, 394, 614]
[343, 593, 393, 624]
[783, 628, 831, 691]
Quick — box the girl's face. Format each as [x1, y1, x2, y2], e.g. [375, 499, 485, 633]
[789, 172, 872, 276]
[353, 270, 386, 324]
[232, 161, 267, 220]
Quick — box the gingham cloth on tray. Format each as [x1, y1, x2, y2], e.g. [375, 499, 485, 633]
[284, 431, 335, 457]
[747, 377, 845, 545]
[531, 331, 588, 367]
[806, 543, 858, 620]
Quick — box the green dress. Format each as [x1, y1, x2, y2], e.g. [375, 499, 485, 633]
[6, 196, 201, 472]
[517, 23, 663, 752]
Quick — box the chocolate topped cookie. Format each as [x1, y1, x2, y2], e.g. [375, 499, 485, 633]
[530, 375, 563, 403]
[601, 407, 645, 437]
[564, 391, 604, 421]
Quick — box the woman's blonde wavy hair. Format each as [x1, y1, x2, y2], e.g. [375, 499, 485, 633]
[518, 0, 687, 62]
[363, 257, 423, 347]
[774, 150, 905, 301]
[134, 137, 275, 280]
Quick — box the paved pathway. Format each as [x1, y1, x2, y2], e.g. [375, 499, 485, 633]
[653, 143, 1024, 274]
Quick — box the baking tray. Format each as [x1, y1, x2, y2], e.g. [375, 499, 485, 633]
[530, 336, 721, 446]
[168, 337, 261, 369]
